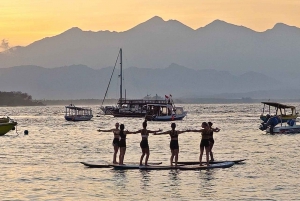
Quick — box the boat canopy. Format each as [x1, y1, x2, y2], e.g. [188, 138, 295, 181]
[261, 102, 295, 109]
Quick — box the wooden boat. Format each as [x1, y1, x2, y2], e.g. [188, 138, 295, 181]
[260, 102, 298, 123]
[65, 104, 93, 121]
[0, 118, 17, 136]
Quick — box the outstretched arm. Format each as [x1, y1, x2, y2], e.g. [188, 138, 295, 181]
[126, 130, 141, 134]
[97, 129, 114, 132]
[186, 129, 203, 133]
[154, 130, 170, 135]
[148, 128, 163, 133]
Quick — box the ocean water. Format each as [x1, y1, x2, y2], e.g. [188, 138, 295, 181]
[1, 103, 300, 200]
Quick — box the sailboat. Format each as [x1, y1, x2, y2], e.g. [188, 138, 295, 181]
[100, 48, 168, 117]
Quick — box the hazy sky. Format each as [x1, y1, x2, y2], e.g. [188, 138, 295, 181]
[1, 0, 299, 49]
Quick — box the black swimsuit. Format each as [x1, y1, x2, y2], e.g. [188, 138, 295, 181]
[112, 130, 119, 146]
[119, 131, 126, 148]
[169, 130, 179, 150]
[209, 130, 214, 144]
[140, 129, 149, 149]
[200, 130, 210, 148]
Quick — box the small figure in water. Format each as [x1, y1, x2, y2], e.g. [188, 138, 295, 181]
[189, 122, 212, 166]
[208, 122, 220, 162]
[98, 122, 120, 164]
[155, 123, 189, 167]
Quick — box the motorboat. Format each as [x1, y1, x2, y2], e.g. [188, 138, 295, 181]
[145, 99, 187, 121]
[260, 102, 298, 123]
[65, 104, 93, 121]
[0, 117, 17, 135]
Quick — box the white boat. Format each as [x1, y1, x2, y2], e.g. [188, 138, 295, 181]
[265, 118, 300, 134]
[65, 104, 93, 121]
[145, 101, 187, 121]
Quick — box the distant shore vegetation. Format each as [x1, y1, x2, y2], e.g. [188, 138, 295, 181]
[0, 91, 44, 106]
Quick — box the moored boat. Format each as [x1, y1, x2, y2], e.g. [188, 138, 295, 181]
[65, 104, 93, 121]
[0, 118, 17, 136]
[260, 102, 298, 123]
[145, 100, 187, 121]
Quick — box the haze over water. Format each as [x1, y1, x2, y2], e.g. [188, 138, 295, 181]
[1, 103, 300, 200]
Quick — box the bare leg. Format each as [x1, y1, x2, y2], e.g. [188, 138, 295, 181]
[205, 146, 210, 166]
[140, 149, 145, 165]
[174, 150, 179, 167]
[209, 142, 214, 161]
[145, 148, 150, 166]
[113, 145, 119, 164]
[199, 146, 204, 166]
[170, 150, 175, 166]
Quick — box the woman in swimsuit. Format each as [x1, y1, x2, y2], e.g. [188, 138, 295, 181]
[189, 122, 213, 166]
[155, 123, 189, 167]
[138, 120, 161, 166]
[118, 124, 140, 165]
[208, 122, 220, 162]
[97, 122, 120, 164]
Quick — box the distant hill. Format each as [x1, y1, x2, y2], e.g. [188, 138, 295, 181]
[0, 16, 299, 78]
[0, 64, 298, 100]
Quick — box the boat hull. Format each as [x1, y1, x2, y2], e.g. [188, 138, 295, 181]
[0, 122, 17, 136]
[145, 113, 187, 121]
[65, 115, 93, 121]
[267, 125, 300, 134]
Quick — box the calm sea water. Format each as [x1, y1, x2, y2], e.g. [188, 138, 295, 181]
[1, 103, 300, 200]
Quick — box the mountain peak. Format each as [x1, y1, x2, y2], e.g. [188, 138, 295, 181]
[62, 27, 83, 34]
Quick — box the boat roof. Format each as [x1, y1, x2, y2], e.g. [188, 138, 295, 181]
[261, 102, 295, 109]
[65, 106, 91, 110]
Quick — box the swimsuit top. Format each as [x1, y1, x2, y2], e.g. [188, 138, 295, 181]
[141, 129, 149, 140]
[113, 129, 120, 139]
[169, 130, 178, 140]
[119, 130, 126, 140]
[201, 129, 211, 140]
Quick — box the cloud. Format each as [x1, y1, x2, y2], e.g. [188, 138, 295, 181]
[0, 39, 10, 50]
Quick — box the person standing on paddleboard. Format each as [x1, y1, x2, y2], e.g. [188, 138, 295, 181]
[208, 122, 220, 162]
[97, 122, 120, 164]
[154, 123, 189, 167]
[118, 124, 140, 165]
[137, 120, 161, 166]
[189, 122, 212, 166]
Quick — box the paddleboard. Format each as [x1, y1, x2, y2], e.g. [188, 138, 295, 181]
[81, 161, 162, 168]
[176, 159, 246, 165]
[80, 161, 113, 168]
[113, 164, 185, 170]
[178, 161, 235, 170]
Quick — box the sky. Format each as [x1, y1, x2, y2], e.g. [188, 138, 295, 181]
[1, 0, 300, 50]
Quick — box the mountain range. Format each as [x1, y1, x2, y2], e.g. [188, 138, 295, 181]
[0, 64, 298, 100]
[0, 16, 299, 100]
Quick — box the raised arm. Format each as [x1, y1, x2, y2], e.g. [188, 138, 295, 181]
[213, 127, 220, 132]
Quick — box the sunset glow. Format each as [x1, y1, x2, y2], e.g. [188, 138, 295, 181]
[0, 0, 299, 48]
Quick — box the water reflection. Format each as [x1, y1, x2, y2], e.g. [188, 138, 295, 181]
[112, 170, 127, 189]
[140, 170, 150, 190]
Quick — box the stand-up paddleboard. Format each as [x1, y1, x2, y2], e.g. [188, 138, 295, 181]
[81, 161, 162, 168]
[176, 159, 246, 165]
[80, 161, 113, 168]
[178, 161, 235, 170]
[139, 162, 234, 170]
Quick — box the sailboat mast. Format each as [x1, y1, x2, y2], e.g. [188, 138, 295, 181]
[119, 48, 123, 103]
